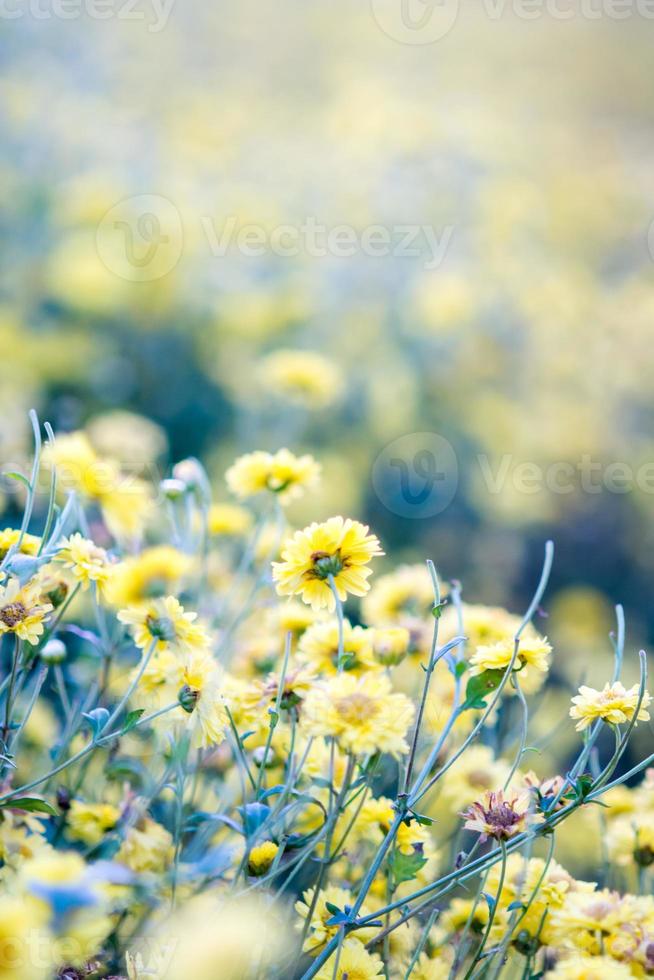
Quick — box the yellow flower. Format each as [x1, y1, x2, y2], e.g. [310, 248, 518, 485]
[116, 817, 174, 873]
[298, 618, 378, 675]
[207, 503, 253, 536]
[118, 595, 209, 654]
[257, 349, 343, 408]
[226, 448, 320, 504]
[0, 894, 50, 980]
[295, 886, 375, 954]
[57, 532, 113, 596]
[372, 627, 410, 666]
[106, 546, 193, 607]
[248, 840, 278, 876]
[0, 527, 41, 562]
[273, 516, 383, 611]
[570, 682, 652, 731]
[362, 563, 435, 628]
[315, 940, 384, 980]
[607, 812, 654, 868]
[468, 630, 552, 694]
[358, 796, 430, 855]
[0, 577, 52, 645]
[66, 800, 120, 847]
[179, 651, 230, 750]
[301, 672, 414, 757]
[545, 954, 634, 978]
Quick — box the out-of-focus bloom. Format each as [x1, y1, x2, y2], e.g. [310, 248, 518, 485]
[436, 746, 512, 812]
[570, 682, 652, 731]
[118, 595, 209, 654]
[297, 618, 377, 675]
[301, 672, 414, 757]
[272, 517, 383, 611]
[0, 577, 52, 644]
[66, 800, 120, 847]
[295, 885, 375, 954]
[207, 502, 253, 536]
[106, 546, 193, 607]
[462, 790, 531, 842]
[361, 564, 435, 629]
[116, 817, 174, 873]
[226, 448, 320, 505]
[247, 840, 278, 876]
[372, 627, 410, 666]
[57, 532, 114, 596]
[545, 955, 633, 979]
[0, 527, 41, 561]
[257, 349, 343, 408]
[607, 812, 654, 868]
[86, 410, 167, 470]
[0, 894, 50, 980]
[314, 940, 384, 979]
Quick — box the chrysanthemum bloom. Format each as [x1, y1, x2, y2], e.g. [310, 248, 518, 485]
[116, 817, 174, 873]
[358, 796, 431, 855]
[607, 812, 654, 868]
[570, 682, 652, 731]
[257, 349, 343, 408]
[57, 532, 114, 596]
[118, 595, 210, 654]
[226, 448, 320, 505]
[178, 652, 230, 750]
[106, 546, 193, 607]
[242, 662, 317, 715]
[66, 800, 120, 847]
[523, 771, 568, 813]
[361, 563, 435, 633]
[0, 577, 52, 645]
[295, 885, 375, 954]
[461, 790, 531, 842]
[272, 517, 383, 611]
[545, 955, 633, 979]
[298, 618, 378, 674]
[372, 627, 410, 667]
[0, 894, 51, 980]
[469, 632, 552, 691]
[247, 840, 278, 876]
[301, 672, 414, 757]
[207, 502, 253, 536]
[0, 527, 41, 561]
[315, 940, 384, 980]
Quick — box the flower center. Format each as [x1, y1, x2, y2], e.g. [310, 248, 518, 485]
[0, 601, 27, 627]
[146, 615, 177, 642]
[486, 802, 522, 830]
[335, 692, 378, 724]
[310, 551, 344, 580]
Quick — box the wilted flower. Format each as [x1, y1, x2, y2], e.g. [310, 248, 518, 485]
[461, 790, 531, 842]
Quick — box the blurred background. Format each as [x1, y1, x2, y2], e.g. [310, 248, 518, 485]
[3, 0, 654, 687]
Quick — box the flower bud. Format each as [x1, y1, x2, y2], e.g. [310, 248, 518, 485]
[40, 638, 67, 664]
[178, 684, 200, 714]
[160, 478, 187, 501]
[247, 840, 278, 876]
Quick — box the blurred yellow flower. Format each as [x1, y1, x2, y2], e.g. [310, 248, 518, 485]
[207, 502, 253, 536]
[66, 800, 120, 847]
[257, 349, 343, 408]
[226, 448, 320, 505]
[247, 840, 278, 876]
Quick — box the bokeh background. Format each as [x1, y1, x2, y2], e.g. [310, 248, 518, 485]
[3, 0, 654, 696]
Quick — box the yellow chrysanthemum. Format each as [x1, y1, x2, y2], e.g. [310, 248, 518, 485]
[257, 349, 343, 408]
[57, 532, 113, 596]
[372, 627, 410, 666]
[247, 840, 278, 876]
[116, 817, 174, 873]
[545, 954, 634, 979]
[0, 577, 52, 645]
[118, 595, 209, 654]
[607, 812, 654, 868]
[273, 516, 383, 611]
[297, 618, 378, 675]
[468, 629, 552, 694]
[301, 672, 414, 757]
[314, 939, 384, 980]
[106, 546, 193, 607]
[361, 563, 435, 628]
[570, 682, 652, 731]
[0, 527, 41, 562]
[179, 652, 230, 750]
[226, 448, 320, 505]
[0, 894, 50, 980]
[66, 800, 120, 847]
[207, 503, 253, 536]
[295, 886, 375, 954]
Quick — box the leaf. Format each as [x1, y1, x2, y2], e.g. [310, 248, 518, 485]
[460, 669, 506, 712]
[411, 811, 434, 827]
[507, 900, 525, 911]
[455, 660, 468, 678]
[387, 848, 428, 885]
[431, 602, 446, 619]
[482, 892, 496, 913]
[121, 709, 145, 734]
[2, 797, 57, 816]
[82, 708, 110, 740]
[325, 901, 342, 916]
[3, 471, 31, 491]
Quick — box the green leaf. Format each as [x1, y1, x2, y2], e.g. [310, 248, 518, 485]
[455, 660, 468, 678]
[460, 669, 506, 712]
[411, 811, 434, 827]
[1, 797, 57, 816]
[3, 471, 31, 491]
[387, 848, 428, 885]
[121, 709, 145, 734]
[325, 902, 342, 916]
[431, 602, 446, 619]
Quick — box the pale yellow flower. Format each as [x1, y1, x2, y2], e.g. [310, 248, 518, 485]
[570, 682, 652, 731]
[0, 577, 52, 645]
[226, 448, 320, 504]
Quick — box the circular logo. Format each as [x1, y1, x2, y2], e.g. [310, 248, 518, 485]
[96, 194, 183, 282]
[372, 432, 458, 518]
[370, 0, 460, 44]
